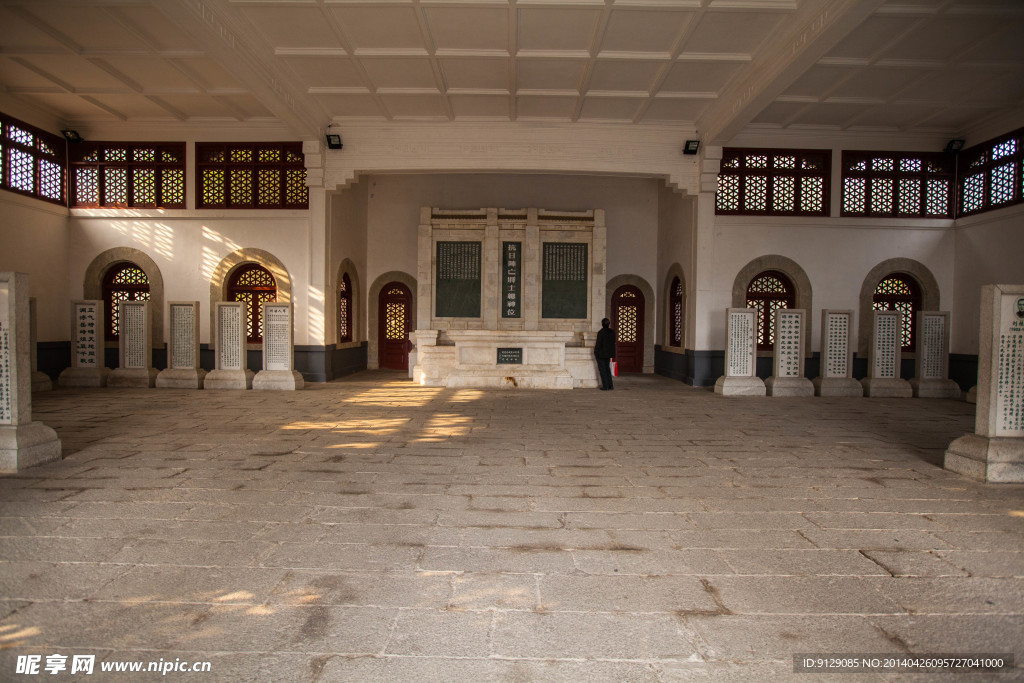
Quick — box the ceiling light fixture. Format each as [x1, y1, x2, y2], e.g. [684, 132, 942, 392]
[683, 140, 700, 155]
[325, 125, 342, 150]
[61, 129, 83, 143]
[944, 139, 965, 154]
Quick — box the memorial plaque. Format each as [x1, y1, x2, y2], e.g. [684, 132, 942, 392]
[497, 347, 522, 365]
[120, 302, 146, 369]
[726, 308, 756, 378]
[823, 311, 852, 378]
[217, 304, 243, 370]
[263, 303, 291, 372]
[502, 241, 521, 319]
[436, 241, 482, 318]
[0, 285, 10, 424]
[919, 312, 946, 381]
[774, 309, 803, 378]
[169, 303, 197, 370]
[872, 311, 900, 379]
[542, 242, 588, 319]
[73, 302, 99, 368]
[995, 293, 1024, 437]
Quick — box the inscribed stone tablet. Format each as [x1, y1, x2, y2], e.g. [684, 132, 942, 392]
[170, 304, 196, 369]
[218, 305, 242, 370]
[873, 312, 899, 379]
[541, 242, 588, 319]
[264, 304, 291, 372]
[824, 312, 851, 378]
[502, 242, 522, 319]
[497, 348, 522, 364]
[919, 313, 945, 380]
[775, 310, 802, 378]
[0, 286, 10, 424]
[727, 309, 755, 377]
[121, 303, 146, 369]
[995, 293, 1024, 437]
[74, 302, 99, 368]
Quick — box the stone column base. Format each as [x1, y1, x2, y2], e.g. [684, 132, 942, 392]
[714, 376, 766, 396]
[32, 372, 52, 392]
[203, 369, 254, 390]
[966, 386, 977, 404]
[156, 368, 208, 389]
[0, 422, 62, 472]
[766, 376, 814, 397]
[909, 378, 962, 399]
[812, 377, 863, 397]
[945, 433, 1024, 483]
[860, 377, 912, 397]
[253, 370, 304, 391]
[108, 367, 159, 388]
[58, 367, 110, 388]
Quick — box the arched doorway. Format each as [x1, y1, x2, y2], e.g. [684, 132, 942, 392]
[102, 262, 151, 342]
[378, 282, 412, 370]
[611, 284, 644, 373]
[227, 263, 277, 344]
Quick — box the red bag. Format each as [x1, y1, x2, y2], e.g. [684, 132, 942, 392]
[611, 360, 618, 377]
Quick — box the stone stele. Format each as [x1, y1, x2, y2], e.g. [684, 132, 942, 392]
[156, 301, 207, 389]
[108, 300, 158, 388]
[714, 308, 766, 396]
[203, 302, 254, 390]
[812, 309, 863, 397]
[253, 302, 303, 390]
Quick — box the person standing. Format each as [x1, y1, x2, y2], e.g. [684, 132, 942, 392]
[594, 317, 616, 390]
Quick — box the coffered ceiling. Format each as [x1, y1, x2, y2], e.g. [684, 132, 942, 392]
[0, 0, 1021, 144]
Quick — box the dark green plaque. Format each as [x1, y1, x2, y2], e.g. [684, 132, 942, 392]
[436, 241, 481, 318]
[541, 242, 587, 319]
[502, 241, 521, 318]
[497, 347, 522, 364]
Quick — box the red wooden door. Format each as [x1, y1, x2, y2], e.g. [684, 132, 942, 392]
[612, 285, 644, 373]
[378, 282, 412, 370]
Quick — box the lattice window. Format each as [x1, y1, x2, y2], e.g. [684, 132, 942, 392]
[338, 273, 352, 343]
[385, 302, 406, 340]
[872, 274, 921, 352]
[0, 112, 65, 205]
[670, 277, 683, 347]
[227, 264, 277, 344]
[617, 305, 638, 343]
[9, 148, 34, 193]
[746, 270, 795, 351]
[841, 151, 953, 218]
[102, 263, 151, 341]
[197, 142, 307, 209]
[717, 148, 830, 216]
[70, 142, 185, 208]
[957, 128, 1023, 217]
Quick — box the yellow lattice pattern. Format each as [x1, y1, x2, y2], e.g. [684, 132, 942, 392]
[385, 302, 406, 340]
[618, 305, 637, 343]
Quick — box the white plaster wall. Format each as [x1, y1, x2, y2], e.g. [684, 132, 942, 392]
[953, 204, 1024, 355]
[703, 216, 957, 354]
[0, 193, 70, 340]
[66, 212, 313, 345]
[330, 178, 369, 343]
[657, 185, 695, 348]
[364, 173, 660, 322]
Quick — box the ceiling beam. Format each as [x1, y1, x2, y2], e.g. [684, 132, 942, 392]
[696, 0, 886, 145]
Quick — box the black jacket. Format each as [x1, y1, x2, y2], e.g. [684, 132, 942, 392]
[595, 327, 616, 359]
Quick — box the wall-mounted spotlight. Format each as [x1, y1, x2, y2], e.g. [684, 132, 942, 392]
[682, 139, 700, 155]
[61, 129, 83, 143]
[944, 139, 965, 154]
[325, 131, 343, 150]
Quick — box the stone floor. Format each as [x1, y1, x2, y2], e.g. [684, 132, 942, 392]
[1, 372, 1022, 682]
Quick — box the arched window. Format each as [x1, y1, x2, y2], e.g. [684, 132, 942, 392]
[338, 273, 352, 343]
[102, 262, 150, 341]
[872, 274, 921, 352]
[669, 276, 683, 347]
[746, 270, 795, 351]
[228, 264, 277, 344]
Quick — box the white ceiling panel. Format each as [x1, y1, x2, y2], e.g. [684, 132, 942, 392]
[24, 6, 149, 52]
[0, 58, 59, 89]
[450, 95, 510, 119]
[790, 102, 871, 127]
[517, 8, 602, 52]
[440, 58, 509, 91]
[682, 12, 784, 55]
[284, 58, 365, 90]
[159, 94, 238, 119]
[0, 7, 71, 51]
[825, 16, 917, 60]
[750, 100, 813, 126]
[313, 93, 385, 119]
[640, 98, 712, 123]
[847, 103, 946, 129]
[29, 93, 121, 119]
[516, 59, 586, 91]
[87, 94, 175, 119]
[883, 18, 1002, 62]
[600, 9, 695, 54]
[425, 7, 509, 51]
[329, 6, 425, 51]
[829, 68, 925, 100]
[361, 58, 438, 90]
[516, 95, 577, 120]
[782, 66, 856, 99]
[660, 61, 743, 94]
[242, 6, 342, 49]
[172, 58, 245, 91]
[588, 60, 663, 93]
[380, 93, 448, 119]
[109, 6, 201, 52]
[98, 57, 202, 93]
[579, 97, 642, 122]
[15, 55, 133, 91]
[218, 94, 275, 119]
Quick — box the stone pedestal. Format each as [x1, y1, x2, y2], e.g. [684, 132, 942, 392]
[966, 386, 977, 404]
[813, 309, 862, 397]
[910, 311, 961, 399]
[714, 308, 765, 396]
[29, 298, 51, 392]
[58, 300, 109, 387]
[0, 272, 61, 472]
[109, 301, 157, 388]
[813, 377, 863, 397]
[945, 284, 1024, 482]
[861, 310, 911, 398]
[203, 302, 252, 390]
[765, 308, 813, 397]
[254, 303, 303, 390]
[157, 302, 206, 389]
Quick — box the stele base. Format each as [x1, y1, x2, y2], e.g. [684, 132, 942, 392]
[909, 378, 962, 399]
[253, 370, 304, 391]
[203, 369, 254, 390]
[108, 367, 159, 388]
[714, 376, 766, 396]
[58, 367, 110, 388]
[944, 434, 1024, 483]
[812, 377, 863, 397]
[156, 368, 208, 389]
[0, 422, 62, 472]
[32, 372, 52, 392]
[765, 376, 814, 397]
[861, 377, 913, 398]
[965, 386, 978, 404]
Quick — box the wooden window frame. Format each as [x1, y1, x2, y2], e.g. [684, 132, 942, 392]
[669, 276, 683, 348]
[746, 270, 796, 352]
[227, 263, 278, 344]
[196, 142, 308, 209]
[872, 274, 921, 353]
[716, 148, 831, 217]
[70, 142, 185, 209]
[102, 262, 151, 342]
[957, 127, 1024, 217]
[0, 112, 66, 206]
[338, 272, 352, 343]
[841, 151, 954, 218]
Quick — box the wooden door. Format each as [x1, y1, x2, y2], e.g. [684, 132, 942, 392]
[612, 285, 644, 373]
[378, 282, 412, 370]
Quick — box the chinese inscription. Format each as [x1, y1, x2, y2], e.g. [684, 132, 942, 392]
[74, 302, 99, 368]
[995, 295, 1024, 436]
[497, 348, 523, 364]
[502, 241, 521, 319]
[437, 241, 481, 280]
[824, 312, 850, 378]
[121, 302, 145, 369]
[775, 310, 802, 378]
[543, 242, 587, 281]
[0, 315, 9, 425]
[873, 311, 899, 379]
[919, 313, 945, 380]
[727, 309, 755, 377]
[264, 304, 290, 371]
[218, 305, 242, 370]
[169, 304, 196, 370]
